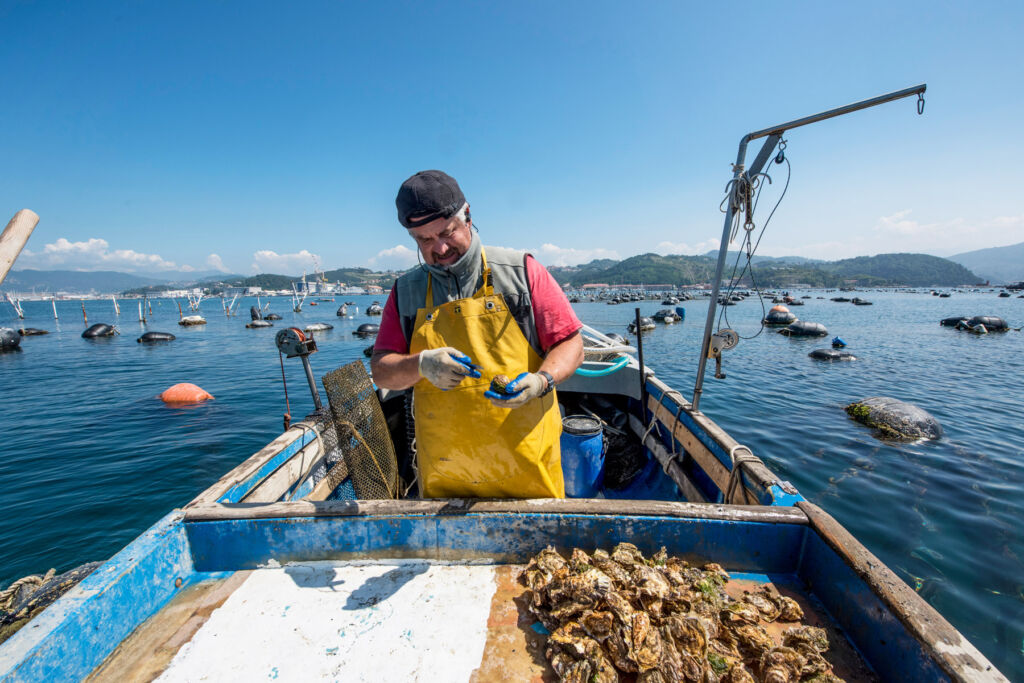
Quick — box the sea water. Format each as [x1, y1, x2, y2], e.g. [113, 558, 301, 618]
[1, 291, 1022, 678]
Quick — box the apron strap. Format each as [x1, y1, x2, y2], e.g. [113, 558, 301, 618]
[423, 247, 493, 308]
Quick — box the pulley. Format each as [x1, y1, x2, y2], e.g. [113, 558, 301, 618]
[275, 327, 323, 411]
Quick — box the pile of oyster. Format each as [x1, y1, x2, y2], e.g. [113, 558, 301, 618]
[523, 543, 843, 682]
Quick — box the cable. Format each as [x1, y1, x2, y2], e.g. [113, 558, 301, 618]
[716, 151, 792, 340]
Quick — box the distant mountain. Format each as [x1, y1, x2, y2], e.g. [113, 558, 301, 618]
[702, 250, 825, 266]
[3, 269, 165, 294]
[548, 252, 980, 288]
[948, 242, 1024, 284]
[820, 253, 981, 287]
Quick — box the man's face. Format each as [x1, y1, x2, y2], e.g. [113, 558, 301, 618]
[407, 213, 472, 266]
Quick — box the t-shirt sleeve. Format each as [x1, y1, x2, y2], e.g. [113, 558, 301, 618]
[374, 283, 409, 354]
[526, 255, 582, 352]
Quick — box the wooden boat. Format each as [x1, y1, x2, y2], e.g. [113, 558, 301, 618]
[0, 325, 1005, 681]
[0, 86, 1007, 681]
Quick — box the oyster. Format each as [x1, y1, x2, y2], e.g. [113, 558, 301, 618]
[781, 625, 829, 652]
[548, 621, 592, 658]
[630, 611, 664, 671]
[611, 542, 646, 567]
[663, 615, 709, 660]
[703, 563, 731, 582]
[731, 623, 774, 662]
[604, 624, 640, 673]
[560, 659, 593, 683]
[580, 610, 615, 641]
[605, 590, 636, 624]
[720, 662, 756, 683]
[744, 587, 782, 622]
[633, 564, 672, 614]
[758, 646, 805, 683]
[489, 374, 512, 394]
[777, 596, 804, 622]
[592, 549, 633, 587]
[722, 601, 761, 626]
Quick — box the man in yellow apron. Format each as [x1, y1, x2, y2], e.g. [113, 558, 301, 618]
[371, 170, 584, 498]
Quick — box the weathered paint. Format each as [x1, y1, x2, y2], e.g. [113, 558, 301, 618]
[0, 513, 200, 683]
[648, 382, 805, 506]
[184, 513, 806, 574]
[216, 428, 319, 503]
[157, 561, 495, 682]
[799, 531, 952, 682]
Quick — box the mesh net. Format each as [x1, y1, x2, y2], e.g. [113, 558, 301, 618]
[320, 361, 400, 499]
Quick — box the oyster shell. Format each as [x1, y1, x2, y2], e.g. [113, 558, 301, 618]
[611, 542, 646, 567]
[781, 625, 829, 652]
[758, 646, 805, 683]
[630, 611, 664, 671]
[777, 596, 804, 622]
[580, 610, 615, 641]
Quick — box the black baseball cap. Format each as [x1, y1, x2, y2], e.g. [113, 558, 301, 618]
[396, 170, 466, 228]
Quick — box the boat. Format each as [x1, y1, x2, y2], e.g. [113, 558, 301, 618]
[0, 85, 1006, 681]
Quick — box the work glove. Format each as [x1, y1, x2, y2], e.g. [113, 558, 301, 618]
[485, 372, 548, 409]
[418, 347, 481, 390]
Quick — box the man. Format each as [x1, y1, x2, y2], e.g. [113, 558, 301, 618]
[371, 170, 584, 499]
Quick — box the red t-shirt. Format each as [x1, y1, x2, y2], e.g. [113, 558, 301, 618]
[375, 255, 581, 354]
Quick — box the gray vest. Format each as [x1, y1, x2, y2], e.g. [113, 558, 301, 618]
[393, 233, 542, 355]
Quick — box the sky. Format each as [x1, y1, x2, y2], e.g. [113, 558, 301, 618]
[2, 0, 1023, 276]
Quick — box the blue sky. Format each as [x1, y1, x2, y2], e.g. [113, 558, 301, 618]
[2, 1, 1022, 276]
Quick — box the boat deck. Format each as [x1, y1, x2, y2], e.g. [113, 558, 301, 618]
[89, 560, 876, 682]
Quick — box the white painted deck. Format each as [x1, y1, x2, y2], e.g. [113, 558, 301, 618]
[157, 561, 499, 682]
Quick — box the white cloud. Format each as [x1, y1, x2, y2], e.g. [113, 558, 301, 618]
[531, 244, 620, 267]
[369, 244, 418, 270]
[206, 253, 228, 272]
[250, 249, 319, 274]
[19, 237, 180, 271]
[656, 239, 720, 255]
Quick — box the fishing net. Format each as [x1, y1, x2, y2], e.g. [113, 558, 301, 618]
[320, 361, 400, 499]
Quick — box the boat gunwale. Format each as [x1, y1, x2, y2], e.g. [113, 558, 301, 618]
[797, 500, 1007, 682]
[182, 497, 810, 524]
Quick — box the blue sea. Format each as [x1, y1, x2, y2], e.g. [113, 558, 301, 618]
[1, 291, 1022, 678]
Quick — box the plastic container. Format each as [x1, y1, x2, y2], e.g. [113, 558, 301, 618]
[560, 415, 605, 497]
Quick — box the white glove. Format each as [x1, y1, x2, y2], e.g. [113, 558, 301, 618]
[418, 347, 480, 390]
[486, 372, 548, 409]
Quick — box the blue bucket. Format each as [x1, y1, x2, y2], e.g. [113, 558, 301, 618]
[560, 415, 605, 497]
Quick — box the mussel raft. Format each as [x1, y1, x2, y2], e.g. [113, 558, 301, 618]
[525, 543, 845, 683]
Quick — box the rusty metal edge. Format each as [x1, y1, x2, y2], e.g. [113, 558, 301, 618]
[797, 501, 1008, 683]
[183, 498, 810, 524]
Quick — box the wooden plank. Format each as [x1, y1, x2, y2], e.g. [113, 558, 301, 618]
[646, 386, 772, 505]
[86, 572, 250, 682]
[242, 436, 324, 503]
[307, 459, 351, 501]
[183, 497, 809, 525]
[187, 426, 317, 506]
[797, 502, 1008, 682]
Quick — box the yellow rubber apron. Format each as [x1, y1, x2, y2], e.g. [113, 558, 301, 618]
[409, 249, 564, 499]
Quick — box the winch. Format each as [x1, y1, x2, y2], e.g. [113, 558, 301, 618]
[275, 327, 323, 413]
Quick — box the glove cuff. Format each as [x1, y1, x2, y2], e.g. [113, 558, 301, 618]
[538, 370, 555, 396]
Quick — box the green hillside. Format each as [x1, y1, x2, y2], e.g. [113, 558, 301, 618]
[548, 252, 980, 287]
[822, 253, 982, 286]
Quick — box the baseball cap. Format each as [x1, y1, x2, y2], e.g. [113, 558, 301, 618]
[396, 170, 466, 228]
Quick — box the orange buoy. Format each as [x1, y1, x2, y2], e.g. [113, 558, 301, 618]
[160, 383, 214, 403]
[769, 305, 790, 314]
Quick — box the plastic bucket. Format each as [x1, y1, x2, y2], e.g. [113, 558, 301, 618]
[560, 415, 605, 497]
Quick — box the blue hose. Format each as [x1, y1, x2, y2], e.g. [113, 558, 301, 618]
[574, 356, 629, 377]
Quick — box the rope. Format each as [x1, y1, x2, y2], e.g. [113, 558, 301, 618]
[1, 569, 55, 610]
[279, 350, 292, 431]
[338, 419, 397, 499]
[724, 444, 762, 505]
